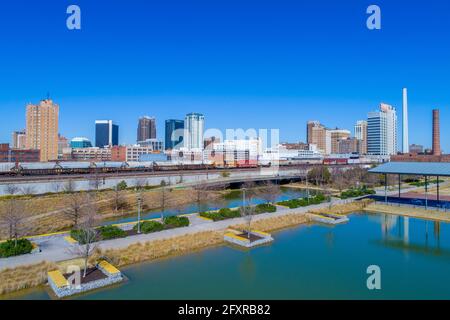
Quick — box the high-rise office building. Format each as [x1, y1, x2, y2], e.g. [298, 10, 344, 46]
[95, 120, 119, 147]
[70, 137, 93, 148]
[367, 103, 398, 155]
[328, 129, 351, 154]
[184, 113, 205, 150]
[165, 119, 184, 150]
[306, 121, 328, 154]
[307, 121, 320, 145]
[11, 130, 27, 149]
[338, 137, 359, 154]
[432, 109, 441, 156]
[26, 99, 59, 162]
[354, 120, 368, 154]
[137, 116, 156, 142]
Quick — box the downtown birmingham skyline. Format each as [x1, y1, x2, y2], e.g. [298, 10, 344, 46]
[0, 1, 449, 149]
[1, 89, 447, 153]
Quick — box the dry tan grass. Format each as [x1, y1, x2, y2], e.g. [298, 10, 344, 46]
[0, 261, 57, 295]
[0, 188, 223, 238]
[102, 231, 224, 267]
[308, 199, 373, 215]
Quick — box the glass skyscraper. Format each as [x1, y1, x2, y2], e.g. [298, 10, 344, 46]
[165, 119, 184, 150]
[184, 113, 205, 150]
[95, 120, 119, 147]
[367, 104, 397, 155]
[137, 116, 156, 142]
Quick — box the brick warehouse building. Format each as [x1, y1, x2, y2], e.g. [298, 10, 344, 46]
[0, 143, 40, 162]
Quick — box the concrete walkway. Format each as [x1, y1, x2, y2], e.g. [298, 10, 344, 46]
[0, 199, 352, 270]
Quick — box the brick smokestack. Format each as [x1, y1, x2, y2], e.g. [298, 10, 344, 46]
[432, 109, 441, 156]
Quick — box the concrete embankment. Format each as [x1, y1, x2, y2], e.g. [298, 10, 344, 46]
[365, 203, 450, 223]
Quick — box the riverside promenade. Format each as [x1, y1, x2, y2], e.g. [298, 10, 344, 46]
[0, 198, 354, 270]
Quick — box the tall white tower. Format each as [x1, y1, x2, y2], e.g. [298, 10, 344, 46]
[184, 113, 205, 150]
[402, 88, 409, 153]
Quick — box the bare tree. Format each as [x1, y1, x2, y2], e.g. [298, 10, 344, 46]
[331, 168, 346, 192]
[134, 178, 147, 191]
[157, 186, 170, 220]
[258, 181, 281, 204]
[89, 172, 102, 191]
[5, 184, 20, 196]
[0, 199, 27, 245]
[69, 195, 99, 278]
[51, 182, 63, 194]
[240, 183, 257, 238]
[64, 193, 85, 228]
[194, 182, 210, 212]
[63, 179, 77, 193]
[111, 184, 127, 212]
[21, 185, 36, 196]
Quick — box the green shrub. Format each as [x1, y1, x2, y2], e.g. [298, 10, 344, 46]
[340, 187, 376, 199]
[163, 216, 190, 228]
[134, 220, 164, 233]
[116, 181, 128, 191]
[277, 194, 326, 209]
[70, 229, 99, 244]
[98, 225, 127, 240]
[0, 239, 33, 258]
[221, 171, 231, 178]
[254, 203, 277, 214]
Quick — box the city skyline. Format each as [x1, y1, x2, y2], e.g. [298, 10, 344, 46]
[0, 1, 449, 150]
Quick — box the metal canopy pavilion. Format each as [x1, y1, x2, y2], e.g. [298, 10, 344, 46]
[369, 162, 450, 208]
[369, 162, 450, 177]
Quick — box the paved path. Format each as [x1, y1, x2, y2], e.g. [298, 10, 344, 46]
[0, 199, 352, 270]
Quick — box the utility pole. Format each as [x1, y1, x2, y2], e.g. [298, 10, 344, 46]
[137, 193, 142, 234]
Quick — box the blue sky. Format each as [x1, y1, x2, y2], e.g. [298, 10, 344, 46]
[0, 0, 449, 151]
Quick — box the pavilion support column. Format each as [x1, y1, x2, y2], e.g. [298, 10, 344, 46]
[437, 176, 440, 203]
[398, 174, 401, 198]
[384, 174, 388, 204]
[425, 175, 428, 209]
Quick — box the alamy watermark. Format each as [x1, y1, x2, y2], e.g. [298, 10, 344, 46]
[367, 5, 381, 30]
[366, 265, 381, 290]
[66, 5, 81, 30]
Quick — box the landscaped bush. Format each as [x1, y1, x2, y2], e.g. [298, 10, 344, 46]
[277, 194, 327, 209]
[70, 229, 99, 244]
[340, 187, 376, 199]
[200, 204, 277, 221]
[0, 239, 33, 258]
[116, 180, 128, 191]
[163, 216, 190, 228]
[133, 220, 164, 234]
[200, 208, 241, 221]
[254, 203, 277, 214]
[98, 225, 127, 240]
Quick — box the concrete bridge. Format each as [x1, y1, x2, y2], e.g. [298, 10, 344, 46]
[0, 164, 367, 195]
[0, 167, 307, 195]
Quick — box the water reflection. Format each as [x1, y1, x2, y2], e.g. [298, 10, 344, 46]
[376, 214, 447, 258]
